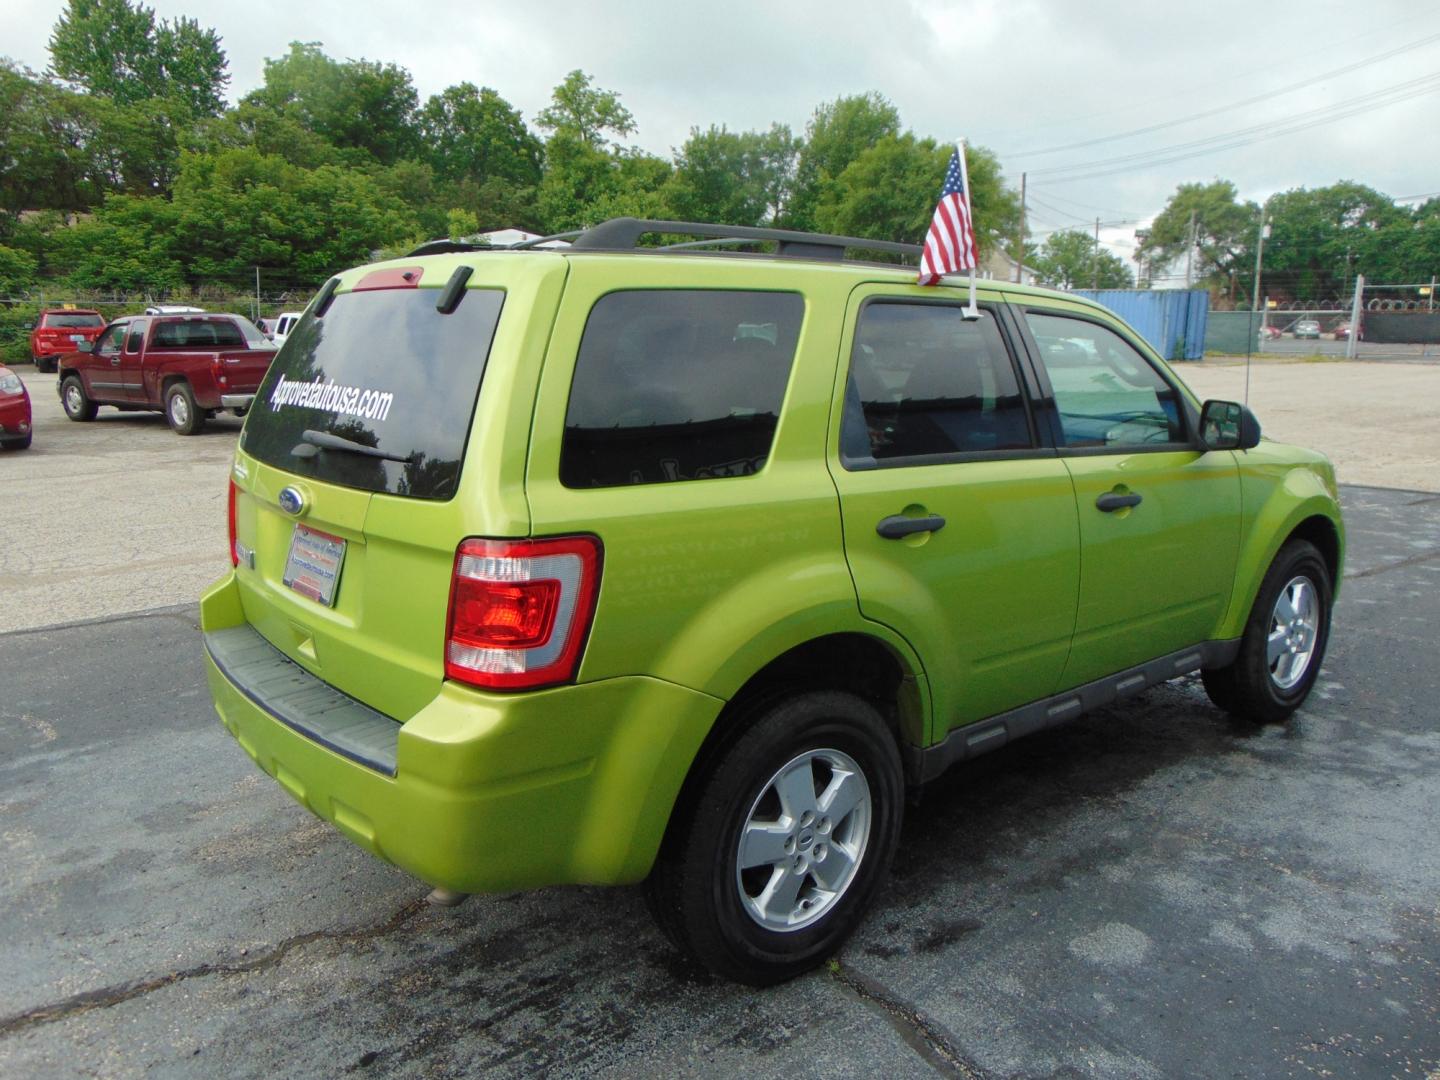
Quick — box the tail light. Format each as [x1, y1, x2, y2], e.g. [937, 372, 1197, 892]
[445, 536, 602, 691]
[227, 478, 239, 567]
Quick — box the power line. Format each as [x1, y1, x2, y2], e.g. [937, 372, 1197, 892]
[1005, 32, 1440, 159]
[1032, 72, 1440, 184]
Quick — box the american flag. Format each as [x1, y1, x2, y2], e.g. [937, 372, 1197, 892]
[917, 149, 977, 285]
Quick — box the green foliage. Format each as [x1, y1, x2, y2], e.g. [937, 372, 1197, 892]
[786, 93, 901, 231]
[536, 70, 636, 149]
[0, 303, 41, 363]
[446, 208, 479, 240]
[244, 43, 419, 166]
[1259, 181, 1407, 300]
[0, 245, 39, 294]
[816, 135, 1018, 256]
[48, 0, 228, 116]
[1031, 229, 1133, 290]
[419, 83, 541, 188]
[1137, 180, 1257, 287]
[663, 124, 799, 226]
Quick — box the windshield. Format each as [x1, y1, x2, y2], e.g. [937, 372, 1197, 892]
[242, 286, 504, 500]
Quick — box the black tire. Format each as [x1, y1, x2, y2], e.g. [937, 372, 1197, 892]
[1202, 539, 1332, 724]
[34, 355, 55, 374]
[60, 375, 97, 421]
[165, 382, 205, 435]
[645, 690, 904, 985]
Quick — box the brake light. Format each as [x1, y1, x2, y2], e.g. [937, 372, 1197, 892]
[227, 478, 239, 567]
[445, 536, 602, 691]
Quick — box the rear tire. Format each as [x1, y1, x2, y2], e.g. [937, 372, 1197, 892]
[33, 355, 55, 374]
[165, 382, 205, 435]
[61, 375, 97, 421]
[645, 690, 903, 985]
[1202, 539, 1332, 723]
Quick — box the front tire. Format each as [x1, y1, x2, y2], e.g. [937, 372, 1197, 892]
[1203, 539, 1332, 723]
[645, 690, 903, 985]
[61, 375, 97, 421]
[165, 382, 205, 435]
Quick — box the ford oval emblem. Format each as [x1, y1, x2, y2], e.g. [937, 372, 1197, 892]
[278, 486, 305, 516]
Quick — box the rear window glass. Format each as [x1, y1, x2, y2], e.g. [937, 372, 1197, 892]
[151, 318, 248, 348]
[242, 287, 504, 500]
[561, 290, 804, 488]
[43, 313, 104, 328]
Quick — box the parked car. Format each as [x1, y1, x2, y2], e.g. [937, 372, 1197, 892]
[1258, 324, 1281, 342]
[1334, 320, 1358, 340]
[30, 308, 106, 372]
[203, 218, 1344, 985]
[1293, 318, 1321, 340]
[270, 311, 304, 347]
[0, 364, 32, 449]
[58, 313, 276, 435]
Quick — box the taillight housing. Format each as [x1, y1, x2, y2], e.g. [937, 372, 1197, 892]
[445, 536, 602, 691]
[227, 478, 239, 567]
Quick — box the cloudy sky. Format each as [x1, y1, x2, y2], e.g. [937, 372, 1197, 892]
[4, 0, 1437, 269]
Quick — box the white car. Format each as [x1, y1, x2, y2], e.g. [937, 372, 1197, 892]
[272, 311, 304, 347]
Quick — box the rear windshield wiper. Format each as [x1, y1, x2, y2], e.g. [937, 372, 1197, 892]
[293, 429, 411, 464]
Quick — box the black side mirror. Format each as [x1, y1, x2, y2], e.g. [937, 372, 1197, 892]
[1200, 399, 1261, 451]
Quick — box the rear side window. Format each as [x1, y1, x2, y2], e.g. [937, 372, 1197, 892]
[1025, 312, 1184, 448]
[242, 287, 504, 500]
[125, 319, 148, 353]
[561, 290, 803, 488]
[841, 302, 1033, 466]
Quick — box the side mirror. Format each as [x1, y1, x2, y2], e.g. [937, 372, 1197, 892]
[77, 342, 94, 353]
[1200, 399, 1261, 451]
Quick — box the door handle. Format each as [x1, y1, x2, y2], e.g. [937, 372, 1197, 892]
[110, 356, 121, 366]
[1095, 492, 1142, 512]
[876, 514, 946, 539]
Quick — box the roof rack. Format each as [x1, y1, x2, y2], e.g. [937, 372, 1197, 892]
[571, 218, 922, 263]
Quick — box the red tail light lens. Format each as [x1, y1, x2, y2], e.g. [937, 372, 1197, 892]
[227, 478, 239, 567]
[445, 536, 602, 691]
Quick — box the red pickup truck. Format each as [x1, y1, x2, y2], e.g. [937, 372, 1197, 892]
[58, 313, 277, 435]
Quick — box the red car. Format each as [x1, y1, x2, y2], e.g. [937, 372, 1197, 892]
[0, 364, 33, 450]
[57, 313, 276, 435]
[30, 309, 106, 373]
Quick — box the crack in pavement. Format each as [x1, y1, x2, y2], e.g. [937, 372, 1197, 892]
[1345, 548, 1440, 580]
[0, 896, 428, 1039]
[830, 960, 990, 1079]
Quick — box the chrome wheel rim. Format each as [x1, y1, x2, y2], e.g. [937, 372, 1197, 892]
[170, 393, 188, 426]
[1268, 575, 1320, 690]
[735, 747, 871, 933]
[65, 384, 82, 413]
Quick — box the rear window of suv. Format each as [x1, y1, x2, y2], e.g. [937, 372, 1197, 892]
[42, 313, 103, 328]
[242, 286, 504, 500]
[561, 290, 804, 488]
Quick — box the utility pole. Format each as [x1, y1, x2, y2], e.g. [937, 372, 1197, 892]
[1346, 275, 1364, 360]
[1093, 217, 1100, 291]
[1251, 211, 1270, 330]
[1184, 209, 1197, 289]
[1430, 274, 1436, 313]
[254, 267, 261, 324]
[1016, 172, 1027, 284]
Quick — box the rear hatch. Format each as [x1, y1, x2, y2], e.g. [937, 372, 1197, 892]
[38, 312, 104, 353]
[231, 273, 512, 721]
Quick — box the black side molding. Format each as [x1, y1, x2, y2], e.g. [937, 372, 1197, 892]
[905, 639, 1241, 784]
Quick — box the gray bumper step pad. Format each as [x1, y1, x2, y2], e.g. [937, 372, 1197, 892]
[205, 624, 401, 776]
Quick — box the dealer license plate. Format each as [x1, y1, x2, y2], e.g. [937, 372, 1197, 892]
[282, 523, 346, 607]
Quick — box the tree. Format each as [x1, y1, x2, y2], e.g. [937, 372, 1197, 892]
[786, 92, 901, 230]
[536, 70, 635, 149]
[418, 83, 542, 189]
[1258, 181, 1407, 301]
[48, 0, 228, 116]
[814, 135, 1019, 256]
[1031, 229, 1133, 290]
[244, 43, 419, 166]
[1136, 181, 1257, 288]
[662, 124, 799, 226]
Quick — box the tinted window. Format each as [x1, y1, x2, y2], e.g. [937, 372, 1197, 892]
[125, 319, 148, 353]
[43, 313, 104, 328]
[841, 303, 1032, 466]
[242, 287, 504, 500]
[1025, 313, 1184, 447]
[561, 290, 803, 488]
[150, 318, 248, 349]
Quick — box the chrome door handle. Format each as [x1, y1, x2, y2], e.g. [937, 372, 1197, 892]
[1095, 492, 1142, 512]
[876, 514, 946, 539]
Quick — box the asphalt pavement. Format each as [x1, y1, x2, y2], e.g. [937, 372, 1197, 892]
[1, 485, 1437, 1078]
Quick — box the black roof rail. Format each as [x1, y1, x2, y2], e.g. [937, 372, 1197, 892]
[571, 218, 923, 263]
[406, 238, 491, 257]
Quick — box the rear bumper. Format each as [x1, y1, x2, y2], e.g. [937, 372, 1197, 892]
[200, 573, 722, 893]
[220, 393, 255, 410]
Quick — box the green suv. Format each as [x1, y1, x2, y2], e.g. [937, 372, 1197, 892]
[202, 219, 1343, 984]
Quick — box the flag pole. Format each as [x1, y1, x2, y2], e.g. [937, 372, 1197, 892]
[956, 137, 979, 318]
